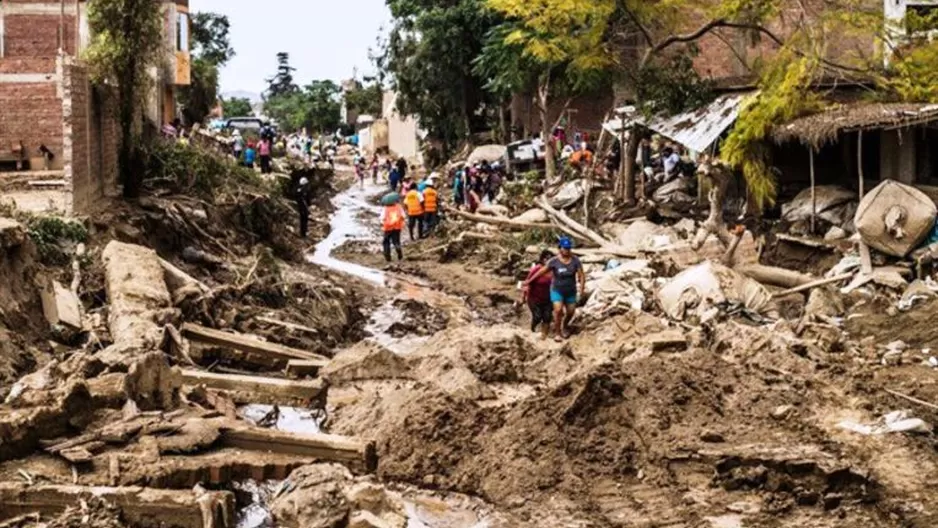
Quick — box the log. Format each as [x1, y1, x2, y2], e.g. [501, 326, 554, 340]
[737, 264, 817, 289]
[159, 257, 211, 296]
[771, 273, 855, 298]
[220, 427, 378, 473]
[446, 207, 556, 231]
[537, 197, 611, 247]
[179, 369, 326, 404]
[0, 483, 235, 528]
[776, 233, 839, 250]
[182, 323, 329, 364]
[256, 316, 319, 336]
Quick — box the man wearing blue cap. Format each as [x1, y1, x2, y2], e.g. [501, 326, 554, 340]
[523, 236, 584, 341]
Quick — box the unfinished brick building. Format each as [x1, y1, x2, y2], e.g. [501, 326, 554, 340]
[0, 0, 191, 215]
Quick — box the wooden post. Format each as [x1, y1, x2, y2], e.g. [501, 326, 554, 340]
[857, 130, 864, 197]
[809, 148, 816, 234]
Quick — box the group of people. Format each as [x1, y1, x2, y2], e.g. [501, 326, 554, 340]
[451, 160, 504, 213]
[380, 171, 442, 262]
[520, 236, 586, 342]
[230, 126, 277, 174]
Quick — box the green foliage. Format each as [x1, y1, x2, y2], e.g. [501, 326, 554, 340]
[265, 52, 298, 98]
[722, 50, 820, 209]
[141, 139, 265, 201]
[265, 80, 342, 134]
[222, 97, 254, 118]
[634, 52, 716, 116]
[190, 12, 235, 66]
[180, 58, 219, 125]
[27, 217, 89, 266]
[882, 40, 938, 103]
[344, 82, 384, 118]
[377, 0, 501, 152]
[85, 0, 164, 198]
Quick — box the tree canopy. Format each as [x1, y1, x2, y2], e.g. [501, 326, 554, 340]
[266, 52, 298, 98]
[222, 97, 254, 118]
[180, 12, 234, 125]
[85, 0, 163, 198]
[345, 81, 384, 118]
[265, 81, 342, 134]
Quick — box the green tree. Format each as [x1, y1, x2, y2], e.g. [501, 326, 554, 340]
[179, 12, 235, 125]
[345, 81, 383, 118]
[265, 81, 341, 134]
[85, 0, 163, 199]
[222, 97, 254, 118]
[266, 52, 298, 97]
[190, 12, 234, 65]
[482, 0, 616, 180]
[376, 0, 500, 155]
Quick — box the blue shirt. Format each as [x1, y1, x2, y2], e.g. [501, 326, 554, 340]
[244, 148, 256, 164]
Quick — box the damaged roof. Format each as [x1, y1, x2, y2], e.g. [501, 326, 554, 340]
[773, 102, 938, 148]
[603, 93, 753, 153]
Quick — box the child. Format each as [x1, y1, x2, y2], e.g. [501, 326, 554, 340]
[243, 142, 257, 169]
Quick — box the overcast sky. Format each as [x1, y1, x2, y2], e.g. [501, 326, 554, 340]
[190, 0, 391, 97]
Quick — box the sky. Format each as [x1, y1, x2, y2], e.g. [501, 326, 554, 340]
[190, 0, 391, 99]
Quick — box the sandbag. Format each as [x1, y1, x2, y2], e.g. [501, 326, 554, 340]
[854, 180, 937, 257]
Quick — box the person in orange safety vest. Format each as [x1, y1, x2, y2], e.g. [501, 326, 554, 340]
[422, 175, 440, 237]
[403, 182, 424, 241]
[382, 199, 406, 262]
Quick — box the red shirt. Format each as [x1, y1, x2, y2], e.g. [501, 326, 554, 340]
[525, 264, 553, 305]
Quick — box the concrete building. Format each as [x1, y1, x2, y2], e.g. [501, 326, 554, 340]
[383, 91, 422, 164]
[0, 0, 190, 215]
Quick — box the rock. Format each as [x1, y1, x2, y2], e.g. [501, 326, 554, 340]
[824, 226, 848, 241]
[804, 287, 844, 320]
[349, 511, 393, 528]
[771, 405, 795, 420]
[647, 329, 687, 352]
[700, 431, 725, 443]
[321, 343, 412, 384]
[270, 464, 353, 528]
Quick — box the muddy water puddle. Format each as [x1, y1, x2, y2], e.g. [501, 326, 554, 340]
[309, 183, 387, 285]
[238, 404, 322, 434]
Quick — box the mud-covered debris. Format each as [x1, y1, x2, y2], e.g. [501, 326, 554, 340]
[321, 343, 412, 384]
[270, 464, 354, 528]
[837, 410, 931, 435]
[657, 261, 772, 322]
[855, 180, 937, 257]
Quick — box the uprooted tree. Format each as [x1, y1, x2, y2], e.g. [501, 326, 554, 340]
[85, 0, 164, 199]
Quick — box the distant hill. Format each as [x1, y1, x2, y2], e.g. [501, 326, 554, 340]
[221, 90, 262, 103]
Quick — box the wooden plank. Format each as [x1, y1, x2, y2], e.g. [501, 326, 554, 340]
[179, 369, 325, 404]
[220, 427, 378, 473]
[771, 273, 855, 298]
[285, 359, 327, 378]
[0, 483, 234, 528]
[182, 323, 329, 363]
[257, 316, 320, 336]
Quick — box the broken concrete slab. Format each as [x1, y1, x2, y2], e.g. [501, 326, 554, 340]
[39, 279, 82, 330]
[182, 323, 329, 365]
[178, 369, 326, 405]
[0, 482, 235, 528]
[102, 241, 174, 349]
[220, 426, 377, 474]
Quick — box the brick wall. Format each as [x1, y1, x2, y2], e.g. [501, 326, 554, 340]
[62, 61, 118, 214]
[4, 14, 78, 58]
[0, 81, 63, 159]
[511, 87, 615, 139]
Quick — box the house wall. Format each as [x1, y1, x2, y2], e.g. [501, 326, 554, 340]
[383, 91, 420, 162]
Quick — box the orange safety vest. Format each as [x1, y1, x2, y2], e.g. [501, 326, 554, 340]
[423, 187, 439, 213]
[383, 204, 405, 232]
[404, 190, 423, 216]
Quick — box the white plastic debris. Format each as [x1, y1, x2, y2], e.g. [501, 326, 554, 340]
[656, 261, 772, 321]
[837, 410, 931, 435]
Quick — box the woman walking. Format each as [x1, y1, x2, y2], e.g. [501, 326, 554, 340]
[524, 237, 584, 342]
[521, 250, 554, 339]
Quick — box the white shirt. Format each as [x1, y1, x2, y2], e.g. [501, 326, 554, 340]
[664, 153, 680, 175]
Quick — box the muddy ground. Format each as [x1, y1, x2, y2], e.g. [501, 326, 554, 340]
[5, 151, 938, 528]
[322, 178, 938, 527]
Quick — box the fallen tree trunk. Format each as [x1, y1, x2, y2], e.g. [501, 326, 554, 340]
[537, 197, 611, 247]
[220, 426, 377, 474]
[771, 273, 855, 298]
[178, 369, 326, 404]
[737, 264, 817, 289]
[182, 323, 329, 364]
[0, 483, 234, 528]
[445, 207, 555, 231]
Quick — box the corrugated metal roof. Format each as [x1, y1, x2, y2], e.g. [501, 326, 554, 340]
[603, 93, 754, 153]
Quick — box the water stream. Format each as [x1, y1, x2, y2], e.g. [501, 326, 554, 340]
[235, 180, 493, 527]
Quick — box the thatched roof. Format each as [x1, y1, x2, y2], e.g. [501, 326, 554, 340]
[772, 103, 938, 148]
